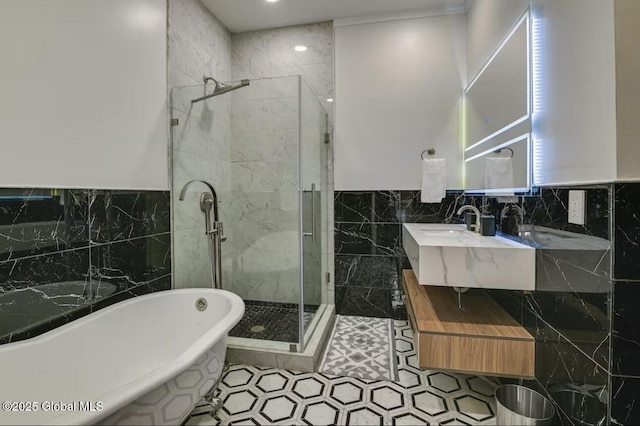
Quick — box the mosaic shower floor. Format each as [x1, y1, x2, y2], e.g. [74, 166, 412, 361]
[229, 301, 317, 343]
[188, 320, 498, 425]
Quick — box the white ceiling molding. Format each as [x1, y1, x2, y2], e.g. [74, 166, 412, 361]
[333, 7, 466, 28]
[200, 0, 467, 33]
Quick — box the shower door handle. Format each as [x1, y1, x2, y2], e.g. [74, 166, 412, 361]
[304, 183, 317, 242]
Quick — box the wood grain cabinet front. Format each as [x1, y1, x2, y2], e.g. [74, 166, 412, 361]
[401, 269, 535, 378]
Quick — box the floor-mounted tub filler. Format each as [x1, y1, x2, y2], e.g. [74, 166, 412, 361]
[0, 289, 244, 425]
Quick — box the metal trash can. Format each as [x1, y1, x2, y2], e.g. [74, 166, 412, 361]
[496, 385, 556, 425]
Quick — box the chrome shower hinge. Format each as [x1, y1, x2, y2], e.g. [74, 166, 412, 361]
[170, 118, 179, 126]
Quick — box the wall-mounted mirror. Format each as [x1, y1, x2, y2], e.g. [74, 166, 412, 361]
[464, 11, 531, 194]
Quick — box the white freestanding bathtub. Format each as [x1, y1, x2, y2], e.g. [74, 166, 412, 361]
[0, 289, 244, 425]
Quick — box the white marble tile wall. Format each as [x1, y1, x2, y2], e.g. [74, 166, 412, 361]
[225, 76, 300, 303]
[169, 0, 232, 87]
[168, 10, 335, 307]
[228, 23, 335, 306]
[231, 22, 334, 117]
[168, 0, 233, 289]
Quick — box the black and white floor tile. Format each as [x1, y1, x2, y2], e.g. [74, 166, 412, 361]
[187, 320, 498, 425]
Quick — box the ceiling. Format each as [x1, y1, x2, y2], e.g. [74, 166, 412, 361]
[200, 0, 469, 33]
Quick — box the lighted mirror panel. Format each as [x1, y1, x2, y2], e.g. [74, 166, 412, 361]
[464, 11, 531, 193]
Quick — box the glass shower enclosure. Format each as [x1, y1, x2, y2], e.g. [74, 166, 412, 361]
[170, 75, 331, 352]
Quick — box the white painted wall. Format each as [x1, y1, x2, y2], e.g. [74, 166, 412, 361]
[466, 0, 529, 80]
[0, 0, 167, 190]
[334, 14, 466, 191]
[615, 0, 640, 181]
[531, 0, 617, 185]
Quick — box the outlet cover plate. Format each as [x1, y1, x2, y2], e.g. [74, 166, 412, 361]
[569, 190, 585, 225]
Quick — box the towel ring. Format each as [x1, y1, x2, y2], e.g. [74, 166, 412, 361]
[421, 148, 436, 160]
[494, 147, 514, 158]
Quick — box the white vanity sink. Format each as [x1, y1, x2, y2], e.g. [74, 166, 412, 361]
[402, 224, 535, 291]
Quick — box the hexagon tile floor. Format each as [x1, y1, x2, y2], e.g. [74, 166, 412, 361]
[186, 320, 498, 426]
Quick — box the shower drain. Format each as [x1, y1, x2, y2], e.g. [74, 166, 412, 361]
[250, 325, 265, 333]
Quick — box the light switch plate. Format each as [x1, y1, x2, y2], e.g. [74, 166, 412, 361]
[568, 190, 585, 225]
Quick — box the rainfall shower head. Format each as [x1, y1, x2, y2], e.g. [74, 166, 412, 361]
[191, 78, 250, 104]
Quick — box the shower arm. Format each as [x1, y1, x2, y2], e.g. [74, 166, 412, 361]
[191, 79, 250, 104]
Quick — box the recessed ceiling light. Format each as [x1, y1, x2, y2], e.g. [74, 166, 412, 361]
[326, 98, 334, 103]
[294, 45, 308, 52]
[265, 0, 279, 2]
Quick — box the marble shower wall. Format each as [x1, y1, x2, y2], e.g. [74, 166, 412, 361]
[168, 0, 234, 289]
[0, 189, 171, 344]
[225, 76, 300, 304]
[231, 22, 334, 119]
[226, 22, 334, 305]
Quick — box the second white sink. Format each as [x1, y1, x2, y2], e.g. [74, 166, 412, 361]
[402, 223, 535, 291]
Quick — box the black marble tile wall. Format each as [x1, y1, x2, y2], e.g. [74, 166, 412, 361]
[484, 184, 640, 426]
[525, 317, 609, 426]
[611, 183, 640, 425]
[612, 281, 640, 377]
[522, 187, 611, 240]
[611, 376, 640, 425]
[0, 188, 171, 344]
[0, 189, 89, 261]
[333, 183, 640, 425]
[488, 186, 614, 425]
[334, 190, 469, 319]
[614, 183, 640, 281]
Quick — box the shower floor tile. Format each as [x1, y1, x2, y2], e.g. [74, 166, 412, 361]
[187, 320, 499, 426]
[229, 301, 317, 343]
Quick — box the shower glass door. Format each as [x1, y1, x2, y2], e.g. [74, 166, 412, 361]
[225, 76, 303, 345]
[170, 76, 304, 348]
[300, 79, 330, 349]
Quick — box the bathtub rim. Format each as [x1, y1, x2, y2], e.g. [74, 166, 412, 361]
[0, 288, 244, 425]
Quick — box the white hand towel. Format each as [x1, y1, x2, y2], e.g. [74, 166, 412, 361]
[484, 157, 517, 203]
[420, 158, 446, 203]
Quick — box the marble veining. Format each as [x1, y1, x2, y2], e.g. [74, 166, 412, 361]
[331, 185, 640, 424]
[614, 183, 640, 281]
[0, 188, 171, 343]
[334, 190, 472, 320]
[231, 22, 334, 103]
[169, 0, 235, 293]
[404, 224, 535, 291]
[171, 15, 334, 307]
[0, 189, 88, 261]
